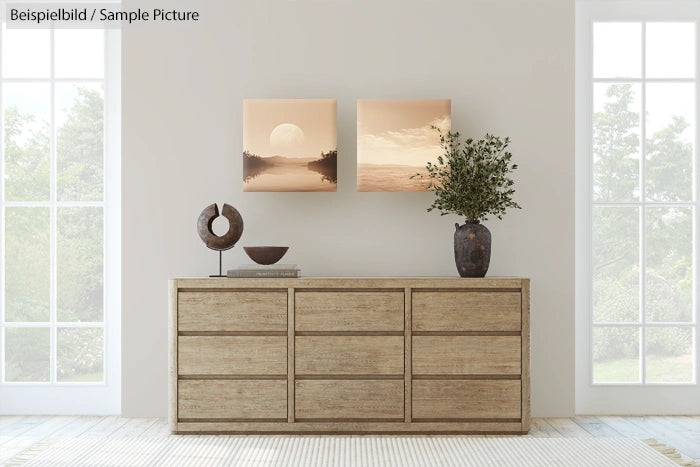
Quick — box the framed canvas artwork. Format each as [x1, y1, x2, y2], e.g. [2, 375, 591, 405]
[357, 99, 451, 192]
[243, 99, 337, 192]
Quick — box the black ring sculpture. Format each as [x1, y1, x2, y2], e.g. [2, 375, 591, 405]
[197, 203, 244, 276]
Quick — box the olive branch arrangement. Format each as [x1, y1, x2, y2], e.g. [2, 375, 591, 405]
[414, 128, 522, 223]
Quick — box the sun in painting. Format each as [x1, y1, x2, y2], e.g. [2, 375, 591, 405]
[269, 123, 305, 148]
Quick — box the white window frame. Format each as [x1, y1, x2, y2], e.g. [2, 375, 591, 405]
[0, 10, 121, 414]
[576, 0, 700, 414]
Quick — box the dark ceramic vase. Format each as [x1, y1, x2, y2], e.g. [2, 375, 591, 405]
[454, 221, 491, 278]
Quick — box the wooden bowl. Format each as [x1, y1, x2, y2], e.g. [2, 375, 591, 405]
[243, 246, 289, 265]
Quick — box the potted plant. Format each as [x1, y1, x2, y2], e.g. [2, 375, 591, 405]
[416, 130, 521, 277]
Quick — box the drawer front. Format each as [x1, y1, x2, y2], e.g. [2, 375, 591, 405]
[295, 291, 404, 331]
[295, 380, 404, 420]
[412, 291, 521, 332]
[178, 380, 287, 420]
[178, 336, 286, 376]
[412, 380, 521, 419]
[295, 336, 404, 375]
[413, 336, 521, 375]
[178, 291, 286, 332]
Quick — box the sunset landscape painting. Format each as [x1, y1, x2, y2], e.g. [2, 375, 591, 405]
[243, 99, 337, 192]
[357, 99, 451, 192]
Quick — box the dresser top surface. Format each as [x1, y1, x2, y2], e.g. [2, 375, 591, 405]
[171, 277, 529, 289]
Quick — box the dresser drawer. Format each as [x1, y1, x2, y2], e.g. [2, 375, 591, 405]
[178, 336, 286, 376]
[178, 380, 287, 420]
[413, 336, 521, 375]
[295, 336, 403, 375]
[412, 380, 521, 419]
[295, 291, 404, 331]
[178, 291, 286, 332]
[295, 380, 403, 420]
[412, 291, 521, 332]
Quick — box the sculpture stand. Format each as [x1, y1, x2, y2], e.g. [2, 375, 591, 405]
[210, 250, 225, 278]
[208, 245, 235, 278]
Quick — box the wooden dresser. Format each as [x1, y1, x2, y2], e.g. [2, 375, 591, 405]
[169, 277, 530, 434]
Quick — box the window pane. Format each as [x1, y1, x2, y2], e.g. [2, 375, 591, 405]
[594, 23, 641, 78]
[645, 83, 695, 202]
[593, 207, 639, 323]
[57, 327, 103, 382]
[645, 207, 693, 323]
[55, 29, 104, 78]
[5, 327, 50, 382]
[57, 207, 104, 322]
[646, 23, 696, 78]
[593, 83, 641, 202]
[593, 326, 640, 383]
[1, 26, 50, 78]
[3, 83, 51, 201]
[646, 327, 693, 383]
[56, 84, 104, 201]
[4, 207, 50, 322]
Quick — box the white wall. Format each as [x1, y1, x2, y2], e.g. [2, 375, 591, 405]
[122, 0, 575, 417]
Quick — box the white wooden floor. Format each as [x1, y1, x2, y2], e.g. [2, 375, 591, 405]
[1, 416, 699, 464]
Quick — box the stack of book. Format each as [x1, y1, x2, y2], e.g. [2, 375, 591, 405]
[227, 264, 300, 278]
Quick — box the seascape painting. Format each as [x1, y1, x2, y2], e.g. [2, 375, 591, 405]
[243, 99, 337, 192]
[357, 99, 451, 192]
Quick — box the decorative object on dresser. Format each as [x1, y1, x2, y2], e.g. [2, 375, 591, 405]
[232, 247, 298, 277]
[356, 99, 451, 192]
[196, 203, 244, 277]
[243, 246, 289, 265]
[415, 131, 521, 277]
[169, 277, 530, 434]
[227, 267, 300, 278]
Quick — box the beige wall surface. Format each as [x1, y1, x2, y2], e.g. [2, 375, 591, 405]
[122, 0, 574, 417]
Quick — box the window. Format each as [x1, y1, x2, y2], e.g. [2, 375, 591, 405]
[576, 1, 700, 413]
[0, 17, 120, 413]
